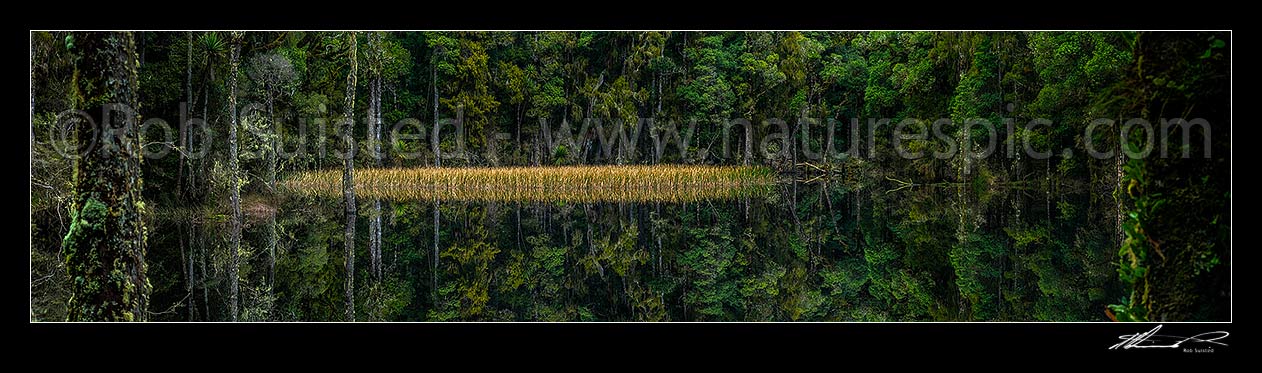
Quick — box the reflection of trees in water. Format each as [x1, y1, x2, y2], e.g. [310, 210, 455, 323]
[144, 179, 1118, 321]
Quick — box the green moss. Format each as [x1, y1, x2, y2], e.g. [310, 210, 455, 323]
[63, 198, 109, 320]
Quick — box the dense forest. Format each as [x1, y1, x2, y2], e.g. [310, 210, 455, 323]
[30, 31, 1229, 321]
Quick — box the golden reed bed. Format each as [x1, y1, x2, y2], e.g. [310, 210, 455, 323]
[283, 165, 777, 203]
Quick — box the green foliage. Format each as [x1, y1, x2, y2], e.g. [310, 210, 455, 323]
[31, 31, 1227, 322]
[949, 233, 1005, 320]
[1103, 32, 1230, 321]
[680, 225, 741, 320]
[820, 258, 868, 300]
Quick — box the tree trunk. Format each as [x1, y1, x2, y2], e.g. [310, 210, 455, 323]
[267, 92, 277, 190]
[516, 102, 523, 157]
[188, 223, 199, 320]
[432, 196, 440, 302]
[366, 33, 381, 165]
[63, 32, 149, 321]
[227, 32, 243, 322]
[542, 116, 553, 154]
[373, 80, 382, 165]
[179, 31, 191, 199]
[199, 225, 209, 320]
[181, 223, 193, 321]
[370, 200, 381, 282]
[369, 33, 384, 281]
[198, 56, 211, 201]
[744, 118, 752, 166]
[268, 213, 277, 318]
[343, 32, 359, 322]
[516, 203, 522, 250]
[428, 40, 441, 306]
[431, 45, 441, 167]
[1115, 125, 1124, 247]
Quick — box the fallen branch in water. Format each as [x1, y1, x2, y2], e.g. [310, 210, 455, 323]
[800, 174, 827, 184]
[885, 176, 914, 186]
[796, 162, 829, 173]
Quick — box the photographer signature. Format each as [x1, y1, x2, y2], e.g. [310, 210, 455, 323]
[1109, 324, 1229, 350]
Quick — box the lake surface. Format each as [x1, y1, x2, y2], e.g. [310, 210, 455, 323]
[147, 179, 1120, 321]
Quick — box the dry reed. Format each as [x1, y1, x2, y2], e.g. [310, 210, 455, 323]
[283, 165, 776, 203]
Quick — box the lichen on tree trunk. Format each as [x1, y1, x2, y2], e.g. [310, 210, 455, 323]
[343, 31, 359, 322]
[227, 31, 243, 322]
[62, 32, 149, 321]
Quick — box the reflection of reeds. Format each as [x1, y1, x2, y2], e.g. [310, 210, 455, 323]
[283, 165, 776, 203]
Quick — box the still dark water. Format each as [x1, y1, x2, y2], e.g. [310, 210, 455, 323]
[148, 180, 1120, 321]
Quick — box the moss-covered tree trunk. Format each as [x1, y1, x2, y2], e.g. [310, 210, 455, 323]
[1118, 32, 1231, 321]
[63, 31, 149, 321]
